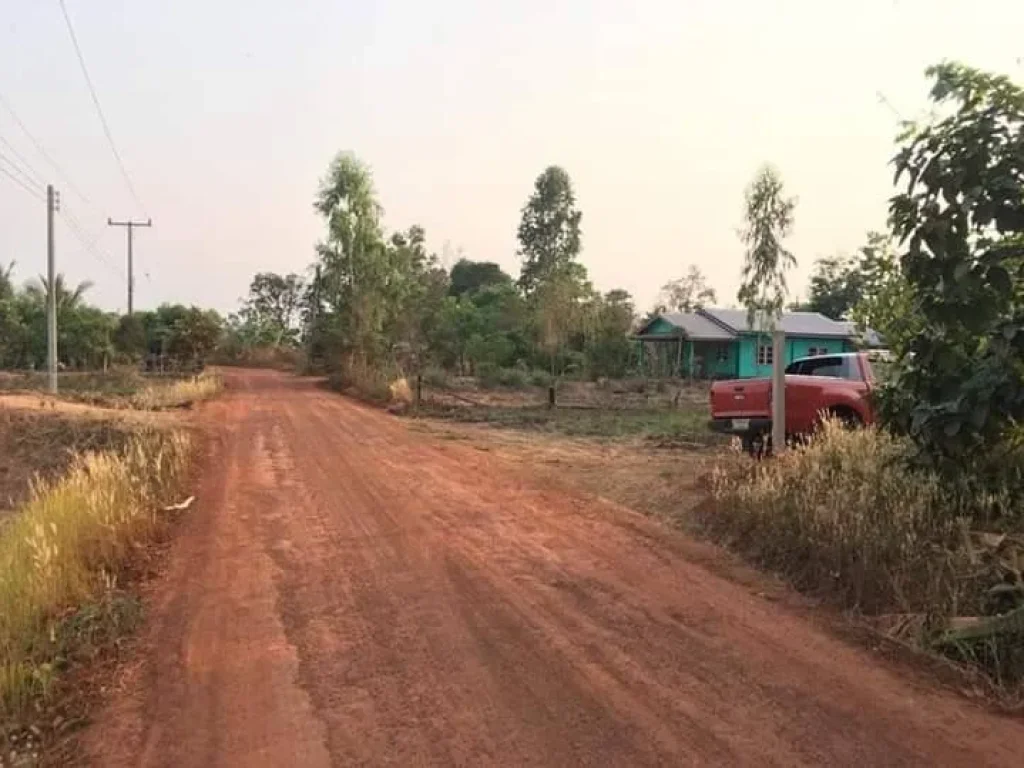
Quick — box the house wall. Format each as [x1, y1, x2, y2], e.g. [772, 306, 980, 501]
[690, 341, 738, 378]
[737, 335, 853, 378]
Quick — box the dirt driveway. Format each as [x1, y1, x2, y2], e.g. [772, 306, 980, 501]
[82, 369, 1024, 767]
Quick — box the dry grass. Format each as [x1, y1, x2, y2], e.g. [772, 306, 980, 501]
[0, 369, 223, 412]
[0, 428, 192, 719]
[129, 372, 223, 410]
[0, 410, 141, 518]
[704, 422, 971, 615]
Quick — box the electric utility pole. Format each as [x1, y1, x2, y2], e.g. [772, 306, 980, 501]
[47, 185, 59, 394]
[107, 217, 152, 314]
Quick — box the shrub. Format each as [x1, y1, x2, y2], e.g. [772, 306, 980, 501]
[328, 360, 394, 403]
[0, 429, 192, 717]
[704, 422, 970, 614]
[477, 364, 529, 389]
[530, 369, 552, 388]
[498, 367, 528, 388]
[422, 366, 449, 389]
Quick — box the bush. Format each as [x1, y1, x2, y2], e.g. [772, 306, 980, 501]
[705, 422, 970, 614]
[530, 369, 552, 388]
[328, 360, 394, 403]
[498, 367, 528, 388]
[477, 364, 528, 390]
[423, 366, 449, 389]
[0, 429, 192, 717]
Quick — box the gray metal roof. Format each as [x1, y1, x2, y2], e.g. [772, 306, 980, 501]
[699, 308, 853, 338]
[637, 312, 736, 341]
[839, 321, 886, 348]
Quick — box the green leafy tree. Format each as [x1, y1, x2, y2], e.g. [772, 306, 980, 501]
[658, 265, 717, 313]
[239, 272, 305, 346]
[448, 259, 511, 297]
[849, 232, 919, 350]
[517, 166, 583, 295]
[585, 289, 636, 377]
[312, 152, 389, 369]
[166, 308, 223, 367]
[113, 313, 147, 360]
[801, 255, 864, 319]
[883, 62, 1024, 482]
[737, 165, 797, 329]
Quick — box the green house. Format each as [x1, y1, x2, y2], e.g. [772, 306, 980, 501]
[634, 308, 857, 379]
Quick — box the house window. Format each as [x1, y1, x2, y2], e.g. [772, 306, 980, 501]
[716, 344, 729, 363]
[756, 344, 773, 366]
[808, 346, 828, 357]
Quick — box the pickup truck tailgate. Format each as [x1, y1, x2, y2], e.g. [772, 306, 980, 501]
[710, 379, 771, 419]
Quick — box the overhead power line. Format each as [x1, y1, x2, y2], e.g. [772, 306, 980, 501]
[57, 0, 148, 217]
[0, 146, 43, 193]
[0, 155, 44, 201]
[0, 132, 46, 187]
[0, 90, 95, 209]
[61, 207, 126, 279]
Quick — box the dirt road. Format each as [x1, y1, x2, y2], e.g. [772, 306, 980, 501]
[83, 369, 1024, 767]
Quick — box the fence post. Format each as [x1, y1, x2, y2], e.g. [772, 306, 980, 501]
[548, 385, 556, 409]
[771, 328, 786, 454]
[416, 373, 422, 409]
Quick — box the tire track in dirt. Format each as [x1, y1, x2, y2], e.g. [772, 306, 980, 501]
[82, 369, 1024, 767]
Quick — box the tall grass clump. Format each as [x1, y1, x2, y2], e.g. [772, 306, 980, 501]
[0, 429, 192, 717]
[328, 359, 395, 403]
[131, 372, 222, 410]
[705, 421, 972, 615]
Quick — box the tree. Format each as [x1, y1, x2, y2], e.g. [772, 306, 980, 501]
[0, 261, 14, 300]
[113, 314, 147, 360]
[448, 259, 511, 297]
[166, 308, 223, 367]
[737, 165, 797, 329]
[658, 265, 717, 313]
[534, 269, 593, 378]
[312, 151, 389, 369]
[882, 62, 1024, 480]
[585, 289, 636, 377]
[801, 256, 864, 319]
[849, 232, 919, 350]
[239, 272, 305, 346]
[517, 166, 583, 294]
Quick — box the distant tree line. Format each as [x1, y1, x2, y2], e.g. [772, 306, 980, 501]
[0, 264, 222, 372]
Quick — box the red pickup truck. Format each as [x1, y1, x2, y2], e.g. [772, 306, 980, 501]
[709, 352, 885, 452]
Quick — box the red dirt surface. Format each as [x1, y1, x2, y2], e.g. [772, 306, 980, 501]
[82, 369, 1024, 767]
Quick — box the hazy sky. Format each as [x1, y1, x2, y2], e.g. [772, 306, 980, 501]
[1, 1, 1022, 315]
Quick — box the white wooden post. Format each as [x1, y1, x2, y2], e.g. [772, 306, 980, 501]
[771, 328, 786, 453]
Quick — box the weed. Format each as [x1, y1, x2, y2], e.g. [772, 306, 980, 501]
[0, 429, 192, 719]
[704, 421, 1024, 691]
[130, 373, 223, 410]
[704, 422, 969, 614]
[328, 360, 395, 403]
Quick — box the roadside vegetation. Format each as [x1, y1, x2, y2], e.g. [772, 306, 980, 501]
[0, 426, 192, 722]
[702, 63, 1024, 697]
[0, 369, 222, 411]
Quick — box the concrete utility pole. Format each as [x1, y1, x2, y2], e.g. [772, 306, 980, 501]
[771, 328, 786, 454]
[107, 217, 152, 314]
[47, 184, 59, 394]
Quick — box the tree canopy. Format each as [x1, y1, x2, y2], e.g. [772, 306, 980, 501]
[516, 166, 583, 295]
[737, 165, 797, 329]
